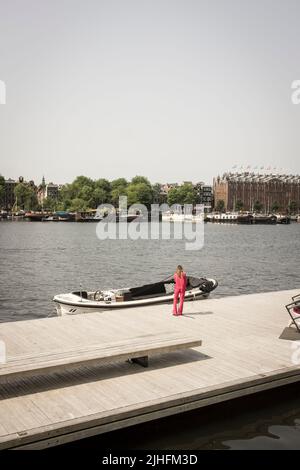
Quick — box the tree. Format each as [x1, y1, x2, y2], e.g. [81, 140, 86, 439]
[111, 187, 127, 206]
[289, 200, 298, 214]
[73, 176, 94, 191]
[14, 183, 38, 210]
[271, 201, 280, 213]
[167, 184, 197, 206]
[253, 201, 263, 213]
[0, 175, 5, 208]
[177, 184, 197, 205]
[94, 179, 111, 203]
[42, 197, 57, 211]
[235, 200, 244, 211]
[79, 185, 94, 205]
[69, 198, 88, 212]
[131, 176, 151, 186]
[110, 178, 128, 206]
[126, 182, 153, 207]
[111, 178, 128, 190]
[216, 200, 225, 212]
[92, 187, 107, 207]
[167, 187, 180, 206]
[152, 183, 163, 204]
[59, 184, 73, 210]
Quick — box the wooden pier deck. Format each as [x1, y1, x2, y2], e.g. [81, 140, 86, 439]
[0, 289, 299, 449]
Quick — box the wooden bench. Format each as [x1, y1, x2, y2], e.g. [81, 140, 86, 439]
[0, 333, 202, 383]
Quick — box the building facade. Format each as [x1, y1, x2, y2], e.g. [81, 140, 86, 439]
[199, 185, 213, 209]
[45, 183, 59, 200]
[3, 178, 17, 210]
[213, 173, 300, 213]
[37, 177, 60, 205]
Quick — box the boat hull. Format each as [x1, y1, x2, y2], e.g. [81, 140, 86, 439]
[53, 279, 218, 316]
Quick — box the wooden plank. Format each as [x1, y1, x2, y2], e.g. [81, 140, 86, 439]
[0, 289, 299, 450]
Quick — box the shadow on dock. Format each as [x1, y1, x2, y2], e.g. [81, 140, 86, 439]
[182, 310, 214, 319]
[0, 349, 211, 400]
[279, 327, 300, 341]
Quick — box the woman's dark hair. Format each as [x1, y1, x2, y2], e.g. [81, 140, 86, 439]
[177, 265, 183, 271]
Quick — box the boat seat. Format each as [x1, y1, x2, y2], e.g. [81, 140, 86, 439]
[73, 291, 88, 299]
[129, 282, 166, 298]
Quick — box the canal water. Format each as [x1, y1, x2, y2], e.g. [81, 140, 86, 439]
[0, 221, 299, 322]
[0, 220, 300, 449]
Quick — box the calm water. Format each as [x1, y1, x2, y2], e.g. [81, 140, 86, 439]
[0, 221, 299, 322]
[0, 220, 300, 450]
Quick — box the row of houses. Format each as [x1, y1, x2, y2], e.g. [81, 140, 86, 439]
[2, 176, 61, 210]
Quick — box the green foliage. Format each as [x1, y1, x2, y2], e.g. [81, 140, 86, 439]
[253, 200, 263, 212]
[288, 200, 297, 214]
[111, 178, 128, 190]
[167, 188, 179, 206]
[110, 178, 128, 206]
[42, 197, 57, 211]
[235, 200, 244, 211]
[131, 176, 151, 186]
[124, 176, 153, 207]
[126, 182, 153, 207]
[152, 183, 163, 204]
[216, 199, 225, 212]
[68, 198, 88, 212]
[14, 183, 38, 210]
[271, 201, 280, 213]
[167, 184, 197, 206]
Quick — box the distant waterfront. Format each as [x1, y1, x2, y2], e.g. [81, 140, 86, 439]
[0, 221, 299, 323]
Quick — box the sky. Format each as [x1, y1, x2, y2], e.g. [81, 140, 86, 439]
[0, 0, 300, 185]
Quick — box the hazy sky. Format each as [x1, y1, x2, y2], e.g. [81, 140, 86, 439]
[0, 0, 300, 185]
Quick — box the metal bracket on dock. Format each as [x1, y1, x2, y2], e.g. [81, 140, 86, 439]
[130, 356, 149, 368]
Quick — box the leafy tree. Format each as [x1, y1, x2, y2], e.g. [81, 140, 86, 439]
[111, 178, 128, 190]
[94, 179, 111, 204]
[271, 201, 280, 213]
[253, 201, 263, 212]
[42, 197, 57, 211]
[289, 200, 298, 214]
[177, 184, 197, 205]
[69, 198, 88, 212]
[167, 187, 179, 206]
[73, 176, 94, 191]
[79, 184, 94, 204]
[216, 200, 225, 213]
[131, 176, 151, 186]
[235, 200, 244, 211]
[167, 184, 197, 206]
[92, 187, 107, 207]
[110, 178, 128, 206]
[152, 183, 163, 204]
[111, 187, 127, 206]
[59, 184, 73, 209]
[126, 182, 153, 207]
[14, 183, 38, 210]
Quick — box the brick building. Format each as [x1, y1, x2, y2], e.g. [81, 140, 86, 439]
[213, 173, 300, 213]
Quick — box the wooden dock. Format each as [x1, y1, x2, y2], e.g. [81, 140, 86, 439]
[0, 289, 299, 449]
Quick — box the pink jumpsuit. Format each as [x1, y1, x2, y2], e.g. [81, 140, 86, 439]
[173, 272, 187, 315]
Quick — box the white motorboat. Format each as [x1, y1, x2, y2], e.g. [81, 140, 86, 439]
[53, 276, 218, 316]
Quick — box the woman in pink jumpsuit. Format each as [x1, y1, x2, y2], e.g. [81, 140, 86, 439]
[173, 265, 187, 316]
